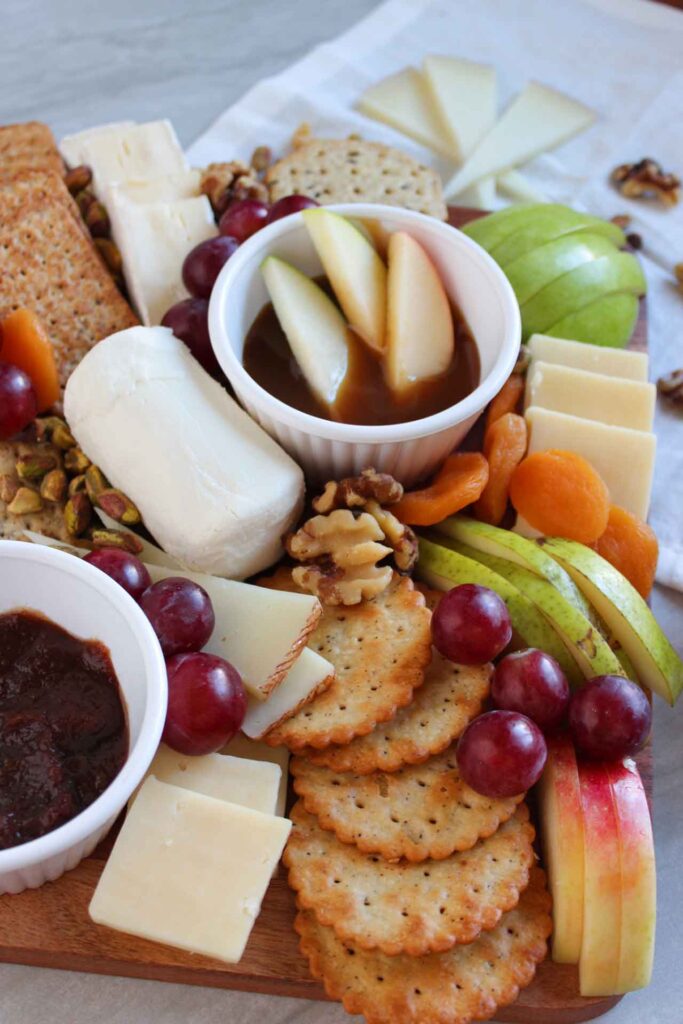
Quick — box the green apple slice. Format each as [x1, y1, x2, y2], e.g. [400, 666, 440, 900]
[303, 208, 387, 354]
[520, 253, 646, 340]
[417, 536, 577, 679]
[261, 256, 348, 408]
[490, 214, 626, 267]
[546, 292, 640, 349]
[462, 202, 552, 250]
[504, 232, 619, 305]
[542, 538, 683, 705]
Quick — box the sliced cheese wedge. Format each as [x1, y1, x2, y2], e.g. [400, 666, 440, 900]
[497, 170, 548, 202]
[107, 192, 216, 325]
[59, 120, 137, 168]
[73, 119, 188, 193]
[105, 169, 201, 205]
[525, 361, 656, 431]
[423, 55, 496, 163]
[527, 334, 648, 381]
[242, 647, 333, 740]
[357, 67, 455, 159]
[221, 735, 289, 817]
[444, 82, 596, 198]
[456, 178, 496, 210]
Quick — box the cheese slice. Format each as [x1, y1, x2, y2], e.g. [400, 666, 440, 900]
[423, 56, 496, 163]
[497, 170, 548, 202]
[64, 327, 304, 580]
[105, 170, 201, 205]
[74, 119, 188, 194]
[525, 362, 656, 431]
[242, 647, 333, 740]
[59, 120, 137, 167]
[444, 82, 596, 198]
[96, 509, 182, 569]
[524, 406, 656, 519]
[456, 178, 496, 209]
[107, 192, 216, 325]
[221, 735, 289, 817]
[144, 562, 321, 701]
[356, 67, 456, 159]
[89, 777, 290, 963]
[137, 745, 281, 816]
[527, 334, 648, 381]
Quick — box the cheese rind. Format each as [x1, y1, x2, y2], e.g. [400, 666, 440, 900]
[527, 334, 648, 381]
[525, 362, 655, 431]
[64, 327, 304, 579]
[357, 67, 455, 159]
[89, 777, 291, 964]
[137, 746, 281, 816]
[222, 735, 289, 817]
[242, 647, 334, 739]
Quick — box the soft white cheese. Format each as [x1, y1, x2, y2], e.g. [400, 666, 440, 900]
[65, 120, 188, 194]
[105, 170, 201, 205]
[59, 121, 137, 168]
[64, 326, 304, 579]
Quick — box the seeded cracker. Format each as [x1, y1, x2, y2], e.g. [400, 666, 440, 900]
[286, 802, 535, 956]
[259, 568, 431, 751]
[0, 122, 64, 180]
[295, 866, 551, 1024]
[291, 746, 522, 862]
[303, 653, 491, 775]
[265, 137, 447, 219]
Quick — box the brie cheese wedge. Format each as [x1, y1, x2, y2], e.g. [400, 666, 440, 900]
[105, 169, 201, 205]
[67, 119, 188, 194]
[59, 120, 137, 168]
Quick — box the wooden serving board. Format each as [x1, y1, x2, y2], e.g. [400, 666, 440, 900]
[0, 206, 651, 1023]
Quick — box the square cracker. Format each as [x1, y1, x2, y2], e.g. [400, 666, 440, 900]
[0, 122, 64, 180]
[0, 171, 138, 389]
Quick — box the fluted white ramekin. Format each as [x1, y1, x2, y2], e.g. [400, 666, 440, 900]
[0, 541, 167, 895]
[209, 203, 521, 485]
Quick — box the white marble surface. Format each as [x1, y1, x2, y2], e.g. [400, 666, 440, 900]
[1, 2, 682, 1023]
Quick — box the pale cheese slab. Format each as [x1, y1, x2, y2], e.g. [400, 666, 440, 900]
[59, 120, 137, 168]
[136, 745, 281, 816]
[72, 119, 188, 193]
[423, 55, 496, 163]
[107, 193, 216, 325]
[89, 777, 291, 964]
[525, 361, 656, 431]
[356, 67, 455, 159]
[105, 170, 201, 205]
[241, 647, 333, 740]
[527, 334, 649, 381]
[222, 735, 290, 817]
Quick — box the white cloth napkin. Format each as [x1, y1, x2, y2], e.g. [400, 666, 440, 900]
[187, 0, 683, 590]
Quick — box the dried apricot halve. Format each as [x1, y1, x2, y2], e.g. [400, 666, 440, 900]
[596, 504, 659, 598]
[475, 412, 528, 526]
[0, 308, 60, 411]
[485, 374, 525, 432]
[509, 449, 610, 544]
[393, 452, 489, 527]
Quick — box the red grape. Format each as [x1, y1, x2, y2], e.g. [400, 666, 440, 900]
[161, 297, 224, 381]
[163, 652, 246, 755]
[0, 362, 37, 439]
[219, 199, 269, 242]
[457, 710, 547, 798]
[568, 675, 651, 760]
[84, 547, 151, 601]
[266, 194, 319, 224]
[182, 235, 239, 299]
[140, 577, 215, 657]
[492, 649, 570, 730]
[431, 584, 512, 665]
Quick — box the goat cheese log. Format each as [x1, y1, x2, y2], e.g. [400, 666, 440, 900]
[64, 326, 304, 578]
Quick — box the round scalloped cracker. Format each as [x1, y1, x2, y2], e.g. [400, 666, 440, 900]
[259, 569, 431, 751]
[295, 866, 551, 1024]
[303, 653, 491, 775]
[285, 802, 535, 956]
[291, 746, 523, 862]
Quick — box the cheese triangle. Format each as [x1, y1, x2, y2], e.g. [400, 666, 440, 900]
[423, 56, 496, 162]
[356, 67, 455, 159]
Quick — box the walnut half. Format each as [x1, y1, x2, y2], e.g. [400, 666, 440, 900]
[611, 159, 680, 207]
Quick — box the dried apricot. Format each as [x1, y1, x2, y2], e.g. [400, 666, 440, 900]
[485, 374, 525, 432]
[475, 413, 528, 526]
[509, 450, 610, 543]
[393, 452, 489, 527]
[0, 308, 60, 411]
[596, 505, 658, 598]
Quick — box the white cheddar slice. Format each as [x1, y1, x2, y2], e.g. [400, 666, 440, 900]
[524, 406, 656, 519]
[221, 735, 289, 817]
[108, 193, 216, 325]
[64, 327, 304, 580]
[423, 55, 496, 163]
[242, 647, 333, 740]
[144, 562, 321, 701]
[456, 178, 496, 209]
[444, 82, 596, 198]
[75, 119, 188, 193]
[527, 334, 648, 381]
[89, 777, 290, 963]
[356, 67, 456, 159]
[525, 362, 656, 431]
[137, 745, 281, 816]
[105, 170, 201, 205]
[497, 170, 548, 203]
[59, 121, 137, 167]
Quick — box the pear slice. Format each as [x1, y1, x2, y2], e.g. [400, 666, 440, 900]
[542, 538, 683, 705]
[385, 231, 454, 393]
[417, 535, 576, 678]
[261, 256, 348, 409]
[303, 208, 387, 354]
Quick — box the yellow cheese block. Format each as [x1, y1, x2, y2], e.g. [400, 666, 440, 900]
[524, 406, 656, 519]
[525, 361, 656, 431]
[222, 734, 290, 817]
[90, 777, 291, 964]
[527, 334, 648, 381]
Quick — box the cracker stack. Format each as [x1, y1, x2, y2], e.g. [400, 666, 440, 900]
[263, 575, 552, 1024]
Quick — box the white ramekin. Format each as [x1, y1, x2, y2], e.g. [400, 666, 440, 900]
[209, 202, 521, 485]
[0, 541, 167, 894]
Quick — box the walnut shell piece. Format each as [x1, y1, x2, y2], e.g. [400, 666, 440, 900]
[657, 368, 683, 406]
[200, 161, 269, 218]
[611, 158, 680, 207]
